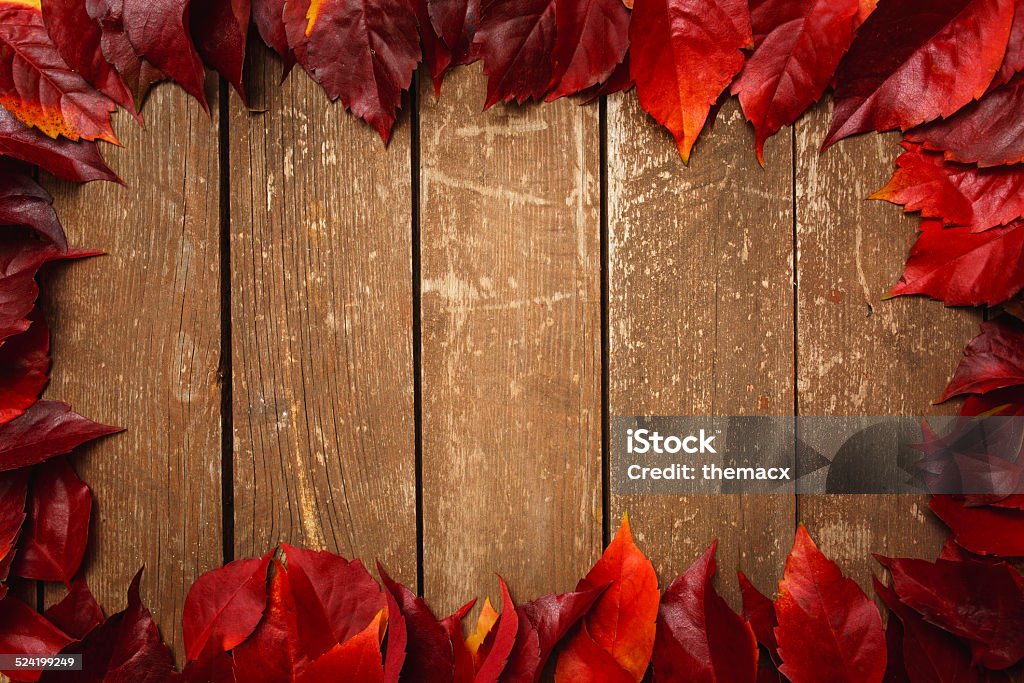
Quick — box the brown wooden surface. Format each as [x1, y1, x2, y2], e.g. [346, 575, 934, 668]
[419, 66, 602, 615]
[40, 62, 979, 658]
[42, 82, 223, 658]
[229, 45, 418, 586]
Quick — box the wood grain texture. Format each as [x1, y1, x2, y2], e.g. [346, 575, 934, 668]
[794, 101, 979, 588]
[42, 83, 223, 659]
[418, 66, 602, 615]
[607, 97, 796, 604]
[229, 45, 417, 585]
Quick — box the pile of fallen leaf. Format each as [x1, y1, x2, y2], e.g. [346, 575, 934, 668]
[0, 0, 1023, 680]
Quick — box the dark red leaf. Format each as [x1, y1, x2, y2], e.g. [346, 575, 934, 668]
[377, 563, 452, 683]
[825, 0, 1016, 148]
[440, 600, 475, 683]
[0, 400, 120, 472]
[191, 0, 251, 103]
[0, 170, 66, 248]
[961, 386, 1024, 416]
[183, 551, 272, 661]
[578, 54, 633, 101]
[281, 544, 385, 659]
[878, 555, 1024, 669]
[45, 577, 105, 640]
[907, 75, 1024, 168]
[86, 0, 165, 107]
[0, 108, 116, 183]
[0, 310, 49, 426]
[732, 0, 867, 164]
[251, 0, 294, 70]
[283, 0, 420, 141]
[873, 143, 1024, 231]
[473, 577, 518, 682]
[630, 0, 752, 162]
[416, 0, 454, 97]
[182, 651, 234, 683]
[940, 320, 1024, 402]
[381, 579, 406, 683]
[428, 0, 480, 70]
[473, 0, 556, 107]
[775, 526, 886, 683]
[0, 1, 117, 142]
[653, 542, 758, 683]
[0, 596, 73, 683]
[739, 570, 779, 663]
[544, 0, 630, 100]
[930, 495, 1024, 557]
[40, 0, 137, 116]
[889, 218, 1024, 307]
[0, 468, 27, 596]
[231, 560, 308, 683]
[993, 0, 1024, 87]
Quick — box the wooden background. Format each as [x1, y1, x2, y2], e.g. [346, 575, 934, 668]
[37, 46, 977, 661]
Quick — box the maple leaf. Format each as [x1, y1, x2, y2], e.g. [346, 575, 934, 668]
[889, 218, 1024, 307]
[0, 0, 117, 143]
[0, 310, 49, 425]
[877, 555, 1024, 669]
[732, 0, 868, 164]
[652, 541, 759, 682]
[283, 0, 420, 142]
[930, 495, 1024, 557]
[630, 0, 752, 162]
[40, 0, 137, 117]
[191, 0, 251, 103]
[0, 108, 116, 183]
[377, 563, 454, 683]
[11, 458, 91, 584]
[0, 595, 73, 683]
[0, 400, 121, 472]
[45, 577, 105, 641]
[940, 320, 1024, 401]
[825, 0, 1016, 148]
[873, 142, 1024, 231]
[907, 74, 1024, 168]
[545, 0, 631, 101]
[556, 515, 659, 681]
[0, 169, 66, 249]
[182, 551, 273, 662]
[774, 526, 886, 683]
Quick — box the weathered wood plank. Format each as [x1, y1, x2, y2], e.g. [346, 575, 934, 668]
[418, 66, 602, 614]
[43, 83, 222, 658]
[229, 45, 417, 586]
[607, 97, 796, 603]
[794, 101, 979, 588]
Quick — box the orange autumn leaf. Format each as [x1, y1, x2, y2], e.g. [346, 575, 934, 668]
[0, 0, 116, 143]
[556, 515, 659, 681]
[466, 597, 500, 656]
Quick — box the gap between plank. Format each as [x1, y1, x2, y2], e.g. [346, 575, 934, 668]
[411, 72, 425, 597]
[791, 123, 800, 526]
[218, 78, 235, 565]
[600, 95, 611, 548]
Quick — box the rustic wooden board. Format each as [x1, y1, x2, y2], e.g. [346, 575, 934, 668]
[229, 45, 417, 586]
[607, 96, 796, 604]
[42, 83, 223, 658]
[418, 66, 602, 615]
[794, 101, 979, 588]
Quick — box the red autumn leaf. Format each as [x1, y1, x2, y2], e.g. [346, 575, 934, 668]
[930, 495, 1024, 557]
[555, 622, 635, 682]
[472, 0, 555, 107]
[474, 577, 518, 681]
[732, 0, 867, 164]
[775, 525, 886, 683]
[42, 569, 179, 683]
[544, 0, 630, 101]
[283, 0, 420, 142]
[440, 600, 476, 683]
[182, 651, 234, 683]
[874, 578, 1004, 683]
[0, 108, 116, 183]
[231, 560, 309, 683]
[557, 515, 659, 681]
[578, 54, 633, 101]
[501, 584, 606, 681]
[877, 555, 1024, 669]
[0, 170, 66, 248]
[873, 143, 1024, 231]
[191, 0, 251, 103]
[0, 468, 27, 597]
[993, 0, 1024, 87]
[415, 0, 454, 97]
[0, 310, 50, 425]
[381, 580, 407, 682]
[907, 75, 1024, 168]
[377, 563, 453, 683]
[295, 611, 385, 683]
[940, 320, 1024, 402]
[825, 0, 1016, 148]
[630, 0, 752, 162]
[962, 386, 1024, 416]
[889, 218, 1024, 307]
[251, 0, 294, 70]
[86, 0, 165, 107]
[0, 0, 117, 143]
[739, 571, 780, 664]
[0, 400, 121, 472]
[281, 544, 386, 659]
[12, 457, 91, 584]
[45, 577, 105, 640]
[0, 596, 73, 683]
[429, 0, 480, 71]
[40, 0, 136, 116]
[653, 541, 758, 683]
[182, 551, 273, 662]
